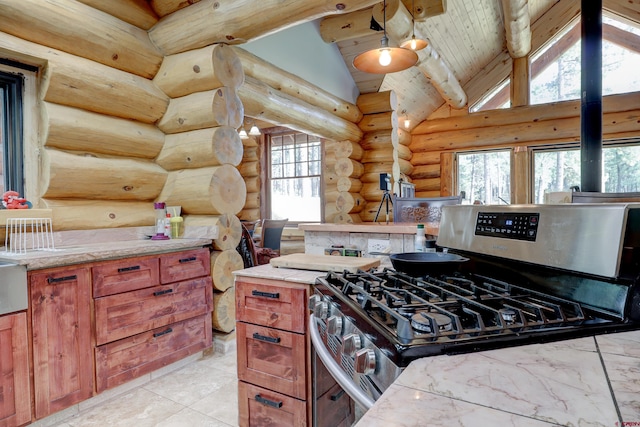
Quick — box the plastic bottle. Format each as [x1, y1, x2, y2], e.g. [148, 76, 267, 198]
[415, 223, 426, 252]
[170, 215, 184, 239]
[164, 213, 172, 238]
[151, 202, 170, 240]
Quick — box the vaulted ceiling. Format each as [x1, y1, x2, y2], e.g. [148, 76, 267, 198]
[245, 0, 640, 132]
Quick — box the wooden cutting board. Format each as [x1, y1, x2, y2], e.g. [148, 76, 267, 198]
[270, 253, 380, 273]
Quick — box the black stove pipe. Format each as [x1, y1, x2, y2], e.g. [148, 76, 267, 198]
[580, 0, 603, 192]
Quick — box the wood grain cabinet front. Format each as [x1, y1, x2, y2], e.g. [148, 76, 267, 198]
[30, 266, 94, 420]
[235, 276, 311, 426]
[0, 312, 31, 427]
[94, 247, 213, 393]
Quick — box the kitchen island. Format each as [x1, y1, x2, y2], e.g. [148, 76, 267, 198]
[299, 222, 438, 255]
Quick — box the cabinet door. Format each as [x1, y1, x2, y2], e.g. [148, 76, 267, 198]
[236, 279, 308, 333]
[237, 322, 307, 399]
[0, 312, 31, 426]
[159, 248, 210, 284]
[30, 266, 94, 419]
[238, 381, 308, 427]
[95, 276, 213, 345]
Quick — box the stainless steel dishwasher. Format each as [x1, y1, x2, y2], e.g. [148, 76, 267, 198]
[0, 261, 28, 315]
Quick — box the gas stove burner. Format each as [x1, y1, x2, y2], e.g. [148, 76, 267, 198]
[500, 308, 517, 324]
[411, 312, 453, 333]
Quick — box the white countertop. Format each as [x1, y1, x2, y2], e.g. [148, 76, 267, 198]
[356, 329, 640, 426]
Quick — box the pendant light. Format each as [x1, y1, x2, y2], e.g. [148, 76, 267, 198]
[248, 123, 261, 136]
[353, 0, 418, 74]
[238, 127, 248, 139]
[400, 0, 428, 51]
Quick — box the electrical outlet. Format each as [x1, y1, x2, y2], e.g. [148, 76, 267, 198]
[367, 239, 390, 254]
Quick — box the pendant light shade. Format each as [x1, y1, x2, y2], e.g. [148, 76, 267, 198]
[400, 0, 428, 51]
[238, 127, 248, 139]
[353, 0, 418, 74]
[248, 124, 261, 136]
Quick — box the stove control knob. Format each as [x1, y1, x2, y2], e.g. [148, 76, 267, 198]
[326, 315, 343, 336]
[308, 294, 320, 311]
[354, 348, 376, 375]
[313, 301, 329, 319]
[342, 333, 362, 356]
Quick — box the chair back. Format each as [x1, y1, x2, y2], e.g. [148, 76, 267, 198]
[260, 218, 288, 250]
[236, 223, 258, 268]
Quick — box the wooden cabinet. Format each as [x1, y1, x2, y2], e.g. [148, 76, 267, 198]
[94, 248, 213, 393]
[235, 276, 311, 426]
[0, 312, 31, 427]
[26, 246, 213, 420]
[30, 265, 94, 419]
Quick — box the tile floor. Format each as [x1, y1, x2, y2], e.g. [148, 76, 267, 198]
[33, 340, 240, 427]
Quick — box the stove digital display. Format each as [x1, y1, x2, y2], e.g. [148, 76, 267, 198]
[475, 212, 539, 241]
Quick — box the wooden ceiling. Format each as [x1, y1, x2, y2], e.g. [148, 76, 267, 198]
[319, 0, 640, 130]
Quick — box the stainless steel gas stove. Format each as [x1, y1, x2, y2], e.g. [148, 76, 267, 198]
[310, 203, 640, 414]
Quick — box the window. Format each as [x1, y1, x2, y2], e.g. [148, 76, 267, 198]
[268, 131, 322, 222]
[472, 14, 640, 110]
[532, 143, 640, 203]
[0, 64, 27, 197]
[457, 150, 511, 205]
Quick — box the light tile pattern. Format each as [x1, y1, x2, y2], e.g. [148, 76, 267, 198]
[40, 350, 239, 427]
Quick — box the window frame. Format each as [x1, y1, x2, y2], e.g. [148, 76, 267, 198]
[264, 127, 324, 225]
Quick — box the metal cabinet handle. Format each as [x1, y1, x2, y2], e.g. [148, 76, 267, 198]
[153, 328, 173, 338]
[178, 256, 197, 263]
[153, 288, 173, 296]
[255, 394, 283, 408]
[47, 275, 77, 283]
[252, 332, 281, 344]
[330, 389, 346, 401]
[117, 265, 140, 273]
[251, 290, 280, 299]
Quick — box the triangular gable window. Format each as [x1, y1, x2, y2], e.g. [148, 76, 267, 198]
[472, 14, 640, 112]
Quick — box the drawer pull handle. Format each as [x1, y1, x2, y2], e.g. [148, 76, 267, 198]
[153, 288, 174, 297]
[117, 265, 140, 273]
[253, 332, 281, 344]
[178, 256, 197, 263]
[330, 389, 346, 401]
[255, 394, 283, 408]
[153, 328, 173, 338]
[251, 290, 280, 299]
[48, 275, 77, 284]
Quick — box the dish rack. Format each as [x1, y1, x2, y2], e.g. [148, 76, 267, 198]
[3, 217, 55, 255]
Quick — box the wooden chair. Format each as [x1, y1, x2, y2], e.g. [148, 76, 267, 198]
[255, 218, 288, 264]
[236, 223, 258, 268]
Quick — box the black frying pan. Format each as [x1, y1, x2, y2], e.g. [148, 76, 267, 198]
[389, 252, 469, 277]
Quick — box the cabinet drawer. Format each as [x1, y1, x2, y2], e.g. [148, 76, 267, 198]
[159, 248, 210, 284]
[236, 279, 308, 333]
[238, 381, 308, 427]
[237, 322, 307, 400]
[95, 276, 213, 345]
[95, 314, 212, 392]
[315, 383, 355, 427]
[92, 256, 159, 297]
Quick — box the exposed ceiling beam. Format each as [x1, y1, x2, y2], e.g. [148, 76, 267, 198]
[149, 0, 382, 55]
[461, 0, 581, 110]
[501, 0, 532, 58]
[372, 0, 467, 108]
[603, 22, 640, 52]
[322, 0, 467, 108]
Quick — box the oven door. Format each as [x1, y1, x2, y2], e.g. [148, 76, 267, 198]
[310, 313, 374, 427]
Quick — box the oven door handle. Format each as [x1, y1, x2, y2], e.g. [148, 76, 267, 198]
[309, 314, 375, 411]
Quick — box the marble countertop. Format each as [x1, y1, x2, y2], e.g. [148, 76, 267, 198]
[0, 226, 214, 270]
[356, 330, 640, 426]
